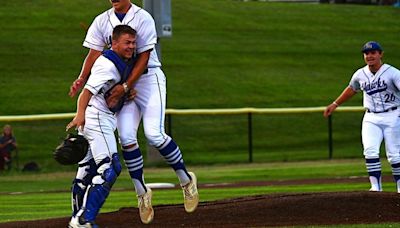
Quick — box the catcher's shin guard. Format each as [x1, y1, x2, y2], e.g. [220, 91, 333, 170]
[71, 159, 97, 216]
[71, 179, 86, 216]
[111, 153, 122, 176]
[80, 157, 120, 222]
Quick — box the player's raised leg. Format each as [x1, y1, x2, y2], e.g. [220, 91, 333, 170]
[117, 101, 154, 223]
[154, 136, 199, 212]
[122, 144, 154, 224]
[141, 68, 199, 212]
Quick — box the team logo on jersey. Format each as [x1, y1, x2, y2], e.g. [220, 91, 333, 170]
[362, 78, 387, 95]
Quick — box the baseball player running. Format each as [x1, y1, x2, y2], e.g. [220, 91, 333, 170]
[324, 41, 400, 193]
[69, 0, 198, 224]
[67, 25, 137, 227]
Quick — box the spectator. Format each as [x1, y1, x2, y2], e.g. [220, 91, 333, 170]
[0, 124, 17, 171]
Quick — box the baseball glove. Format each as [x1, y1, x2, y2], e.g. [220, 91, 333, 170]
[53, 133, 88, 165]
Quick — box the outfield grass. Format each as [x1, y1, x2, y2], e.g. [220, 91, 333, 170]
[1, 1, 399, 169]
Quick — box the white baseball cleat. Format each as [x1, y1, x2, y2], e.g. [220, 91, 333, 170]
[68, 216, 98, 228]
[369, 187, 382, 192]
[137, 186, 154, 224]
[182, 172, 199, 213]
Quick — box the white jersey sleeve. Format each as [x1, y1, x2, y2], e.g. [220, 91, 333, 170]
[85, 56, 120, 112]
[134, 10, 157, 54]
[391, 67, 400, 91]
[85, 56, 118, 95]
[83, 11, 110, 51]
[349, 69, 362, 92]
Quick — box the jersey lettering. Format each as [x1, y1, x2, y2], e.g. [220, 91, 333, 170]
[362, 78, 387, 95]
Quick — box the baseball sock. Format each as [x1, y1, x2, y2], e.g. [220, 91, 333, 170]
[122, 146, 147, 196]
[157, 136, 191, 186]
[366, 158, 382, 191]
[390, 162, 400, 193]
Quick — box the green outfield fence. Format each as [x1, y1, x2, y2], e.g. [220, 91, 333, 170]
[0, 106, 365, 162]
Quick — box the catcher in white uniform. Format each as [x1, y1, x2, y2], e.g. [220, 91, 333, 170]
[324, 41, 400, 193]
[69, 0, 198, 224]
[66, 25, 137, 227]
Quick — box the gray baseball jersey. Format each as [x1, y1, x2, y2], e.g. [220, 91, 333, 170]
[349, 64, 400, 112]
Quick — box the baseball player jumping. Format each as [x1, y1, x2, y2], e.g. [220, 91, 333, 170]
[324, 41, 400, 193]
[69, 0, 198, 224]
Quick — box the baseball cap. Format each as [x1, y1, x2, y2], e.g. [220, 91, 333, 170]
[361, 41, 383, 53]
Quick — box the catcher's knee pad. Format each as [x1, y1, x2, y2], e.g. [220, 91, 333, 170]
[93, 157, 119, 188]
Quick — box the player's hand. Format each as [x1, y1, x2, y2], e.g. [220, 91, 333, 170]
[106, 84, 125, 109]
[66, 115, 85, 131]
[126, 89, 137, 101]
[69, 78, 86, 97]
[323, 103, 338, 118]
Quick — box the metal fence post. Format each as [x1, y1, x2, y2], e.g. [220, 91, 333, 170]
[328, 115, 333, 159]
[167, 113, 172, 137]
[248, 113, 253, 163]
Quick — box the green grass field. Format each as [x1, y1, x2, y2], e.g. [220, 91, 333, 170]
[1, 1, 400, 226]
[2, 1, 399, 169]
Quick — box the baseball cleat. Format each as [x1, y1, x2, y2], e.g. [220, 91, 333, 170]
[68, 216, 98, 228]
[137, 186, 154, 224]
[369, 187, 382, 192]
[182, 172, 199, 213]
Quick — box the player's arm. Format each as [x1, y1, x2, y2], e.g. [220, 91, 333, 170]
[106, 50, 151, 108]
[323, 86, 357, 118]
[69, 49, 102, 97]
[66, 89, 93, 131]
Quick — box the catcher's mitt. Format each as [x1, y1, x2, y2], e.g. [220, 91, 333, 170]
[53, 133, 88, 165]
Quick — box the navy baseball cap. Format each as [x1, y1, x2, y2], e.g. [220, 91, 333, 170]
[361, 41, 383, 53]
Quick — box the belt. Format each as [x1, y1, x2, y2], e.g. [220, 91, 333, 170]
[366, 107, 398, 113]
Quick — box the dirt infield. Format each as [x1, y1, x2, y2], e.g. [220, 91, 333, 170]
[2, 190, 400, 227]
